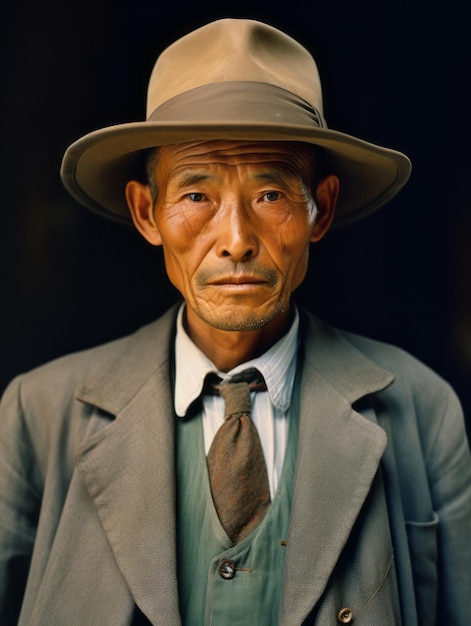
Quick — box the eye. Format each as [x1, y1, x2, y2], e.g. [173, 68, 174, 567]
[187, 192, 205, 202]
[263, 191, 282, 202]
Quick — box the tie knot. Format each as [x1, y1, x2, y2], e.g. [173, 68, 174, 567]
[203, 368, 266, 420]
[204, 368, 267, 395]
[219, 381, 252, 418]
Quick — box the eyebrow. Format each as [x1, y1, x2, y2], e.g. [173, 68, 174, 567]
[254, 171, 288, 184]
[173, 171, 214, 188]
[253, 170, 300, 188]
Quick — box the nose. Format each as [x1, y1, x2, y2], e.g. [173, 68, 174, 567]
[216, 200, 259, 261]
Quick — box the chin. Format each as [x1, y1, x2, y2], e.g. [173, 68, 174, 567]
[197, 303, 287, 332]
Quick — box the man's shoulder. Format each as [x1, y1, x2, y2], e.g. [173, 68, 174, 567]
[302, 311, 465, 456]
[302, 309, 457, 401]
[339, 325, 448, 389]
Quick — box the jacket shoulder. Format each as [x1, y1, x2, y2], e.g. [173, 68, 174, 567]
[0, 306, 178, 483]
[339, 325, 457, 401]
[302, 309, 462, 419]
[328, 318, 466, 464]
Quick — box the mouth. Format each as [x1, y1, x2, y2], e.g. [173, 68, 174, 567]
[196, 267, 278, 292]
[209, 274, 269, 287]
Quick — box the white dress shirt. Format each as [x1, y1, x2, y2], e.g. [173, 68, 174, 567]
[174, 304, 299, 497]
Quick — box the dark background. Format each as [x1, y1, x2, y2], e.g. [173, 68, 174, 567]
[1, 1, 470, 435]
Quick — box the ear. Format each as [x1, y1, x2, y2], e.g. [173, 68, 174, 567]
[310, 174, 340, 242]
[125, 180, 162, 246]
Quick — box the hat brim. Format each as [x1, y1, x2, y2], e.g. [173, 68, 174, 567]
[61, 120, 411, 228]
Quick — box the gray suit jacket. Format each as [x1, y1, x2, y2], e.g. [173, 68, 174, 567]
[1, 306, 470, 625]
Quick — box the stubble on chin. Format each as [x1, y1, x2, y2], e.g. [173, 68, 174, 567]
[192, 299, 287, 332]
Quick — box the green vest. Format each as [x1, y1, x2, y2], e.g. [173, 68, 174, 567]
[176, 381, 300, 625]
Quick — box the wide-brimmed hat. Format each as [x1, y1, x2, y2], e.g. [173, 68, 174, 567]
[61, 18, 411, 228]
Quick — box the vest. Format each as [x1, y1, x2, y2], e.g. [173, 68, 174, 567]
[176, 381, 300, 625]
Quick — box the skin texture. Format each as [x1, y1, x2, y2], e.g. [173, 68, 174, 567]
[126, 140, 339, 371]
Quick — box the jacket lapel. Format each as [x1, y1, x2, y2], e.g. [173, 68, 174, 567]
[74, 306, 182, 625]
[280, 314, 394, 624]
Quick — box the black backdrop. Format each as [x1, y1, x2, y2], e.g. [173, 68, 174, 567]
[1, 1, 470, 434]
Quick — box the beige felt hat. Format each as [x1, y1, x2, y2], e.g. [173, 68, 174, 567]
[60, 18, 411, 227]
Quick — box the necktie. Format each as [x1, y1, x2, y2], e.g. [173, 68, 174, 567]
[206, 369, 271, 544]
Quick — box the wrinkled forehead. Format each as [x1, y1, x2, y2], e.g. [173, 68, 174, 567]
[150, 140, 318, 184]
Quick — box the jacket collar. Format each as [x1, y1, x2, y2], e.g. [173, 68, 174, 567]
[299, 309, 394, 404]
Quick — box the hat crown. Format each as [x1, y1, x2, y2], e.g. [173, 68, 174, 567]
[146, 18, 324, 120]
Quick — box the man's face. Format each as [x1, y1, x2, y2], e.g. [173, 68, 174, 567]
[131, 140, 334, 334]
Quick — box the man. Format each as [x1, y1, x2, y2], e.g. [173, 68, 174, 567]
[0, 17, 470, 626]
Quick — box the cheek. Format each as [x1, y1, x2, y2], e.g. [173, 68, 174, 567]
[269, 218, 312, 268]
[272, 229, 312, 292]
[157, 202, 216, 254]
[156, 213, 198, 277]
[159, 212, 195, 250]
[158, 224, 210, 294]
[261, 199, 315, 251]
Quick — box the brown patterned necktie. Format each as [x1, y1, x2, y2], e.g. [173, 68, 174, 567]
[206, 369, 271, 544]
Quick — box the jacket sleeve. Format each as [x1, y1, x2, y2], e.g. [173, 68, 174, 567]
[365, 338, 471, 625]
[426, 387, 471, 624]
[0, 376, 42, 626]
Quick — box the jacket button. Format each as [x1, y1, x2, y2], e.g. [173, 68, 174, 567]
[219, 559, 236, 579]
[338, 607, 353, 623]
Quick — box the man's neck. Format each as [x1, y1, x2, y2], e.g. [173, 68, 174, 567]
[183, 306, 294, 372]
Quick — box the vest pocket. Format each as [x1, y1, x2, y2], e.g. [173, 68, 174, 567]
[405, 512, 439, 624]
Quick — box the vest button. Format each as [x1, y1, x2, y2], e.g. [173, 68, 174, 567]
[219, 559, 236, 579]
[338, 607, 353, 623]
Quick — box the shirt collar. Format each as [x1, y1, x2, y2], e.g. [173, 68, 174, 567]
[174, 304, 299, 417]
